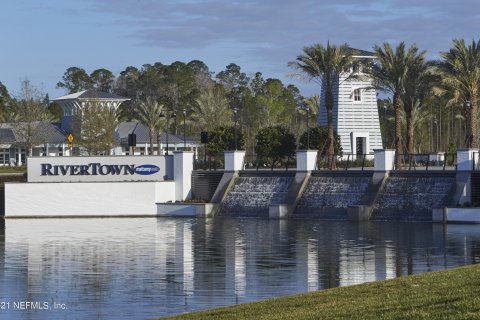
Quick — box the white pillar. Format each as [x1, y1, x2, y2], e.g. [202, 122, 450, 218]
[457, 149, 479, 171]
[16, 148, 22, 166]
[224, 151, 246, 171]
[374, 149, 395, 171]
[174, 151, 194, 201]
[296, 150, 317, 171]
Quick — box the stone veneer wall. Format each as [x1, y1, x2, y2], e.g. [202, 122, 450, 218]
[371, 172, 456, 221]
[294, 172, 373, 219]
[220, 172, 294, 217]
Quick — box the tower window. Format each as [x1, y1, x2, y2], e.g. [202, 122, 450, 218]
[352, 62, 361, 73]
[353, 89, 362, 102]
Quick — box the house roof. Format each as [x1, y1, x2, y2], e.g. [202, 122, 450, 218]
[347, 47, 375, 58]
[0, 122, 68, 145]
[52, 89, 129, 101]
[117, 122, 199, 145]
[0, 128, 16, 144]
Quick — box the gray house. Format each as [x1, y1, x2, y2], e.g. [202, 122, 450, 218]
[0, 121, 69, 165]
[114, 122, 200, 156]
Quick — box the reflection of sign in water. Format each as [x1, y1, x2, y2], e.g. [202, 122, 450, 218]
[67, 134, 74, 143]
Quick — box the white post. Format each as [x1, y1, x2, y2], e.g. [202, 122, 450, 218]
[174, 151, 194, 201]
[296, 150, 317, 171]
[457, 148, 479, 171]
[224, 151, 246, 171]
[16, 148, 22, 166]
[374, 149, 395, 171]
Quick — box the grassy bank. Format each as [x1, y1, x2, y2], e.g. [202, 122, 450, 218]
[160, 264, 480, 319]
[0, 166, 26, 174]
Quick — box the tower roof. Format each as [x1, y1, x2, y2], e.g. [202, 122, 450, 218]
[347, 47, 375, 58]
[52, 89, 129, 101]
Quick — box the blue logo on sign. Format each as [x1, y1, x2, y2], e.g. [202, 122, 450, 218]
[134, 164, 160, 175]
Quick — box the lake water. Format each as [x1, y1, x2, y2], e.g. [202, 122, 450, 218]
[1, 218, 479, 319]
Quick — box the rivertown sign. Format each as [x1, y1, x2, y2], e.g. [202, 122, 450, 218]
[40, 163, 160, 176]
[28, 156, 169, 183]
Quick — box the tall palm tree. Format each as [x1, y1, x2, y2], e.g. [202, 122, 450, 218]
[399, 105, 433, 152]
[289, 42, 356, 167]
[402, 52, 432, 155]
[190, 85, 232, 132]
[136, 97, 165, 155]
[370, 42, 424, 168]
[440, 39, 480, 148]
[303, 94, 320, 123]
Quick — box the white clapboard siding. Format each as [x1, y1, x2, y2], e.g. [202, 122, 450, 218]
[318, 53, 382, 155]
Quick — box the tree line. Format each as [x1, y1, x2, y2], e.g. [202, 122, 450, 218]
[0, 61, 314, 156]
[0, 38, 479, 163]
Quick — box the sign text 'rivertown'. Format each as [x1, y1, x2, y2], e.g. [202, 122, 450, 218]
[40, 163, 160, 176]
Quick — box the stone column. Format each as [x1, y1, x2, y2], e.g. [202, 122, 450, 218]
[174, 151, 194, 201]
[457, 149, 479, 171]
[224, 151, 246, 171]
[296, 150, 318, 171]
[374, 149, 395, 171]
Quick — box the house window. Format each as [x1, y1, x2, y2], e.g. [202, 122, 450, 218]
[0, 149, 9, 165]
[353, 89, 362, 102]
[352, 62, 361, 73]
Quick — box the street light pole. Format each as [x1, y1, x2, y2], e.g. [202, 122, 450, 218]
[166, 112, 170, 155]
[464, 100, 472, 148]
[233, 107, 238, 150]
[383, 105, 387, 148]
[306, 105, 310, 149]
[183, 108, 187, 149]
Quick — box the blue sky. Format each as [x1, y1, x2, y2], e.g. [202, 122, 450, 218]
[1, 0, 480, 99]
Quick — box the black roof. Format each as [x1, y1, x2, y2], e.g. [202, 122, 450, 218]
[117, 122, 199, 145]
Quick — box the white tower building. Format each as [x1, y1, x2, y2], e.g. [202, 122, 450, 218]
[318, 48, 382, 156]
[52, 89, 130, 133]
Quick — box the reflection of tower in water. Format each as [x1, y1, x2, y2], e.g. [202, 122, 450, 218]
[225, 222, 247, 304]
[155, 219, 195, 311]
[307, 239, 319, 291]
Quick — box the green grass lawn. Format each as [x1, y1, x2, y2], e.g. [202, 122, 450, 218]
[0, 166, 26, 174]
[159, 264, 480, 320]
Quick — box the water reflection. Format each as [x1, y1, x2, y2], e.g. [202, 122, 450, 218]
[0, 218, 479, 319]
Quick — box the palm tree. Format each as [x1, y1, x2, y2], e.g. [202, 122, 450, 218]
[136, 97, 165, 155]
[370, 42, 424, 168]
[402, 52, 432, 155]
[303, 94, 320, 124]
[289, 42, 356, 167]
[440, 39, 480, 148]
[399, 106, 433, 153]
[190, 85, 232, 132]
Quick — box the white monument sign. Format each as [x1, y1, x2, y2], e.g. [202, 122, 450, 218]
[27, 156, 171, 183]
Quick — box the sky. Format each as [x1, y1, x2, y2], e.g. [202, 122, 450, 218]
[1, 0, 480, 99]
